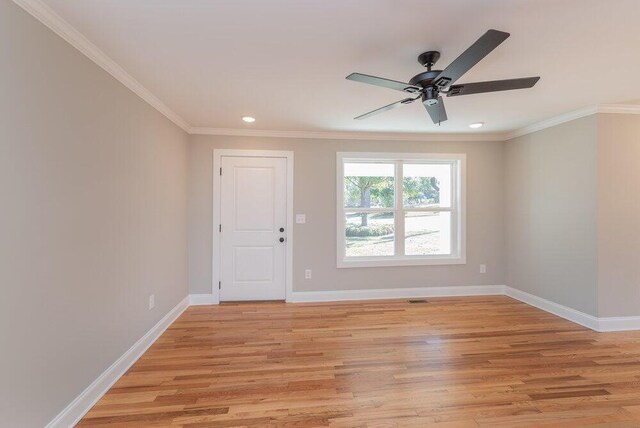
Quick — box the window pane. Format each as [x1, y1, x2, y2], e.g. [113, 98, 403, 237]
[344, 162, 394, 208]
[345, 212, 395, 257]
[403, 163, 451, 208]
[405, 211, 451, 255]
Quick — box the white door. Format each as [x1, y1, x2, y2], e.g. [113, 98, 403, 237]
[219, 156, 287, 301]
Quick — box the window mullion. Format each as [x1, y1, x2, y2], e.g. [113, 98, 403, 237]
[343, 207, 392, 213]
[403, 207, 453, 213]
[395, 160, 405, 257]
[451, 161, 459, 255]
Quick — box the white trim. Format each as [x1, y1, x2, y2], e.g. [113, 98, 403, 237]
[212, 149, 294, 302]
[45, 296, 190, 428]
[8, 1, 640, 143]
[287, 285, 504, 303]
[335, 256, 467, 268]
[44, 286, 640, 427]
[189, 127, 504, 141]
[504, 286, 600, 331]
[11, 0, 190, 133]
[336, 152, 466, 268]
[598, 104, 640, 115]
[504, 104, 640, 140]
[504, 106, 599, 140]
[189, 294, 219, 305]
[505, 286, 640, 332]
[189, 104, 640, 140]
[290, 285, 640, 332]
[291, 286, 640, 332]
[597, 316, 640, 332]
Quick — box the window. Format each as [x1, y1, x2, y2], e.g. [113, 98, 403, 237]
[337, 152, 466, 267]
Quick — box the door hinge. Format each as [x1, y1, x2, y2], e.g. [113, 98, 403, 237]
[218, 281, 221, 290]
[219, 224, 222, 232]
[220, 167, 222, 176]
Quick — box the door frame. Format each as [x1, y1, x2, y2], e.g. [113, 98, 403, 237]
[212, 149, 294, 303]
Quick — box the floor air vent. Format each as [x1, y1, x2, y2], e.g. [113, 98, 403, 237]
[408, 299, 428, 304]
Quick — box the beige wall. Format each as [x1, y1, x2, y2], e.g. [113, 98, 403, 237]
[188, 135, 505, 295]
[0, 2, 189, 426]
[505, 113, 640, 318]
[504, 116, 599, 315]
[4, 0, 640, 424]
[597, 114, 640, 317]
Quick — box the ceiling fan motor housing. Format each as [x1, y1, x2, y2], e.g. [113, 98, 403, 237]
[422, 86, 439, 106]
[408, 70, 442, 88]
[409, 70, 442, 104]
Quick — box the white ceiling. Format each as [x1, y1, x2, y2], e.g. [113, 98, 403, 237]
[41, 0, 640, 134]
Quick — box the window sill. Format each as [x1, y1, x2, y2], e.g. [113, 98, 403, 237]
[337, 256, 466, 268]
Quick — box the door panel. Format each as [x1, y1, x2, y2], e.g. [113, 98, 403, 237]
[235, 167, 276, 231]
[220, 156, 287, 301]
[233, 247, 274, 282]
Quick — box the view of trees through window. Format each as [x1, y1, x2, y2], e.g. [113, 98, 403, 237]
[403, 176, 440, 206]
[343, 161, 453, 258]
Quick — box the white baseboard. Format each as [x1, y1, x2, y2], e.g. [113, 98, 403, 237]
[45, 296, 190, 428]
[505, 286, 640, 332]
[287, 285, 505, 303]
[292, 285, 640, 333]
[597, 316, 640, 332]
[504, 286, 600, 331]
[47, 285, 640, 427]
[189, 293, 219, 305]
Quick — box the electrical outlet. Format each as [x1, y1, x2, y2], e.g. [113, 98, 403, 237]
[479, 264, 487, 274]
[296, 214, 306, 224]
[305, 269, 312, 279]
[149, 294, 155, 310]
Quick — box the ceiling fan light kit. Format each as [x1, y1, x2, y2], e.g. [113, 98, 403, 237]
[346, 29, 540, 125]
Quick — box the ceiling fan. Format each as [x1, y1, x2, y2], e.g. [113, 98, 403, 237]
[346, 29, 540, 125]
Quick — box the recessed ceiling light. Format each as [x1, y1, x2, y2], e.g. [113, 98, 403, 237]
[469, 122, 484, 129]
[242, 116, 256, 123]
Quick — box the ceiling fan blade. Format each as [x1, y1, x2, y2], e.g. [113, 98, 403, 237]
[447, 77, 540, 97]
[424, 97, 448, 124]
[354, 97, 418, 120]
[433, 29, 510, 88]
[347, 73, 422, 93]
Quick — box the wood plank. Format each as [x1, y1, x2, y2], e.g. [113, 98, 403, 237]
[77, 296, 640, 426]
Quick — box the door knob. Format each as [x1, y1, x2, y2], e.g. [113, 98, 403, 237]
[279, 227, 285, 232]
[279, 237, 285, 243]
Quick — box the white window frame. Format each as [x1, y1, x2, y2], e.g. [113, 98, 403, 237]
[337, 152, 466, 268]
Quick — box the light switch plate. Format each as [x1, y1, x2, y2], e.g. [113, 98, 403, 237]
[296, 214, 306, 224]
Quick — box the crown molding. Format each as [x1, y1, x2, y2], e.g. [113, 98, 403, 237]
[189, 103, 640, 141]
[188, 127, 506, 142]
[12, 0, 191, 133]
[504, 105, 599, 140]
[503, 104, 640, 140]
[598, 104, 640, 114]
[12, 0, 640, 143]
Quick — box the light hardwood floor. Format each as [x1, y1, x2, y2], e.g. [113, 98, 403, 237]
[79, 296, 640, 427]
